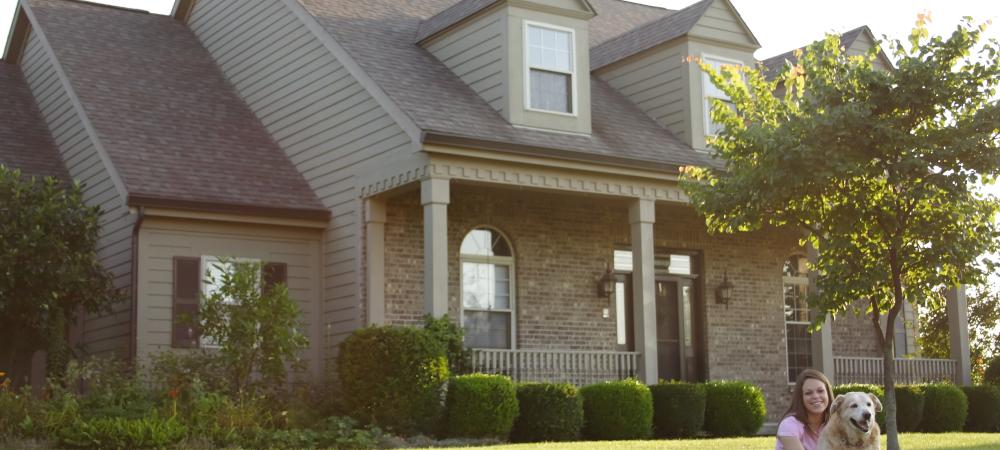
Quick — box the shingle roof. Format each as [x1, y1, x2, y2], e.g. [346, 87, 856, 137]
[0, 62, 69, 182]
[27, 0, 329, 220]
[588, 0, 674, 48]
[299, 0, 711, 170]
[760, 26, 872, 78]
[590, 0, 712, 70]
[415, 0, 497, 43]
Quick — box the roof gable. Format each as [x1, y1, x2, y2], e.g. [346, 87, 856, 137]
[590, 0, 712, 70]
[761, 25, 893, 78]
[687, 0, 759, 48]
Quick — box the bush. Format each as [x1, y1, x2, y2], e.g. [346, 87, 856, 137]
[650, 381, 706, 438]
[423, 315, 470, 374]
[338, 325, 449, 435]
[920, 383, 968, 432]
[444, 374, 518, 439]
[58, 415, 187, 449]
[833, 384, 885, 432]
[961, 385, 1000, 432]
[703, 380, 766, 437]
[510, 382, 583, 442]
[895, 385, 925, 432]
[580, 379, 652, 440]
[241, 416, 385, 450]
[985, 355, 1000, 386]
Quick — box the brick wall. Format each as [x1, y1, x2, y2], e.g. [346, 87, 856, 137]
[383, 185, 818, 421]
[832, 309, 883, 358]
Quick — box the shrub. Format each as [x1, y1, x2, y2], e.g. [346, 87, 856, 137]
[580, 379, 652, 440]
[833, 384, 885, 432]
[146, 350, 228, 395]
[444, 374, 518, 439]
[181, 387, 275, 447]
[703, 380, 766, 437]
[961, 385, 1000, 432]
[920, 383, 968, 432]
[895, 385, 925, 432]
[241, 417, 384, 450]
[338, 325, 449, 435]
[510, 382, 583, 442]
[58, 415, 187, 449]
[985, 355, 1000, 386]
[650, 381, 706, 438]
[423, 314, 470, 374]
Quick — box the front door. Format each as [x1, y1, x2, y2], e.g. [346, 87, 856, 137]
[656, 278, 696, 382]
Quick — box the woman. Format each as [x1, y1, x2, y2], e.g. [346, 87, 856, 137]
[776, 369, 833, 450]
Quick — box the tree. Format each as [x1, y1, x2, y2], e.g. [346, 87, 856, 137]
[918, 283, 1000, 383]
[681, 18, 1000, 450]
[199, 258, 309, 396]
[0, 165, 123, 383]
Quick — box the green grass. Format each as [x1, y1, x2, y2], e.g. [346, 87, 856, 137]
[427, 433, 1000, 449]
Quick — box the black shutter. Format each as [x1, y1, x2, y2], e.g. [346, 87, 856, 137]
[172, 256, 201, 348]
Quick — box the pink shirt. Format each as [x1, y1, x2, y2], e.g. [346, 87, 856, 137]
[776, 416, 823, 450]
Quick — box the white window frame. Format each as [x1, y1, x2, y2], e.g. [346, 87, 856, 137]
[783, 254, 812, 384]
[701, 54, 744, 138]
[459, 227, 517, 349]
[523, 20, 577, 117]
[199, 255, 259, 349]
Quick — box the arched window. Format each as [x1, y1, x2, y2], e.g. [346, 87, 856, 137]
[783, 254, 812, 383]
[460, 227, 515, 349]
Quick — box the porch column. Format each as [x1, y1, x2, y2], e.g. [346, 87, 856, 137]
[629, 198, 658, 383]
[421, 177, 450, 317]
[807, 246, 835, 382]
[365, 197, 386, 325]
[946, 286, 971, 385]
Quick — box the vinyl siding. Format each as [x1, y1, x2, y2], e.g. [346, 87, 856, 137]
[187, 0, 412, 370]
[19, 29, 134, 357]
[135, 218, 323, 381]
[847, 32, 890, 71]
[597, 42, 688, 141]
[425, 8, 506, 115]
[688, 0, 755, 48]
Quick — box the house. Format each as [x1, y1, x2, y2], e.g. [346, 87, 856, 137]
[0, 0, 971, 424]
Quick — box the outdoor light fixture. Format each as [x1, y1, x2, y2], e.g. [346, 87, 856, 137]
[716, 270, 735, 307]
[598, 263, 615, 299]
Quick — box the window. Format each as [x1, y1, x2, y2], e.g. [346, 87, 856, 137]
[461, 228, 515, 348]
[526, 23, 574, 114]
[702, 56, 741, 136]
[200, 255, 258, 348]
[784, 255, 812, 383]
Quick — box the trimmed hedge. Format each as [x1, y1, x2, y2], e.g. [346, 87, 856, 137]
[510, 382, 584, 442]
[919, 383, 968, 432]
[580, 379, 652, 440]
[961, 385, 1000, 432]
[649, 381, 706, 438]
[895, 385, 925, 432]
[444, 374, 518, 439]
[833, 384, 885, 432]
[986, 356, 1000, 386]
[703, 381, 766, 437]
[337, 325, 449, 435]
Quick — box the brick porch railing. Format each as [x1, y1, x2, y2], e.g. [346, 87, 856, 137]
[469, 348, 639, 386]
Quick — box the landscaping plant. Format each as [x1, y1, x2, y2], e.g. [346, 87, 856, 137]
[919, 383, 968, 432]
[650, 380, 706, 438]
[894, 385, 925, 432]
[424, 314, 471, 374]
[703, 380, 766, 437]
[510, 382, 583, 442]
[579, 379, 652, 440]
[444, 374, 519, 439]
[960, 385, 1000, 432]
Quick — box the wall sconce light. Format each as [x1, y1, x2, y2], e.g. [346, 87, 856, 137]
[598, 263, 615, 299]
[716, 270, 735, 307]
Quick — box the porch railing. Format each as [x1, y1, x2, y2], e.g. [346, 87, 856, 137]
[470, 348, 639, 386]
[834, 357, 957, 385]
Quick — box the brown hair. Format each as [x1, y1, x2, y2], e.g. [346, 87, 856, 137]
[782, 369, 833, 434]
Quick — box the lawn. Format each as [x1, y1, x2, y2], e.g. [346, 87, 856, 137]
[431, 433, 1000, 449]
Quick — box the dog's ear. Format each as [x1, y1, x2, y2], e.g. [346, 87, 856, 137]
[830, 394, 846, 414]
[869, 393, 882, 412]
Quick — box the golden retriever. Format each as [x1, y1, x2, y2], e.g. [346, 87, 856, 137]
[817, 392, 882, 450]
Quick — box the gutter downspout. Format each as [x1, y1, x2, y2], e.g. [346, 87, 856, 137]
[128, 206, 145, 368]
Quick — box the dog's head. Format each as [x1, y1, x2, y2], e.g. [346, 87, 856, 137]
[830, 392, 882, 435]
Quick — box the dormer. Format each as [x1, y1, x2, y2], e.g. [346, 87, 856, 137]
[417, 0, 596, 135]
[592, 0, 759, 151]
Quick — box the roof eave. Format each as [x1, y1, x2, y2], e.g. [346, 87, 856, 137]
[127, 194, 332, 222]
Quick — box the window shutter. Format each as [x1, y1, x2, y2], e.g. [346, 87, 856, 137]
[263, 262, 288, 294]
[172, 256, 201, 348]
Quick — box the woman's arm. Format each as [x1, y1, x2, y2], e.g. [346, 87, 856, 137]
[778, 436, 805, 450]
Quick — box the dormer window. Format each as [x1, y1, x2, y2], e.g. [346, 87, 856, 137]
[702, 55, 742, 136]
[525, 22, 575, 115]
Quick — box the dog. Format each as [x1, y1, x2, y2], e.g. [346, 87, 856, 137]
[817, 391, 882, 450]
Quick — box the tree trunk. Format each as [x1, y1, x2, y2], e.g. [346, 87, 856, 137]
[883, 338, 899, 450]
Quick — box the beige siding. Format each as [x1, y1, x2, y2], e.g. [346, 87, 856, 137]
[597, 42, 689, 142]
[688, 0, 756, 48]
[187, 0, 412, 369]
[847, 32, 890, 71]
[426, 9, 506, 115]
[19, 29, 134, 357]
[135, 217, 323, 381]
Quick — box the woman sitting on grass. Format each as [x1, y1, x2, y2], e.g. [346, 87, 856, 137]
[777, 369, 833, 450]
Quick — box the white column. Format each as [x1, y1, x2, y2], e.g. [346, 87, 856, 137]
[365, 197, 386, 326]
[421, 177, 450, 317]
[946, 286, 972, 385]
[630, 198, 658, 383]
[807, 246, 835, 382]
